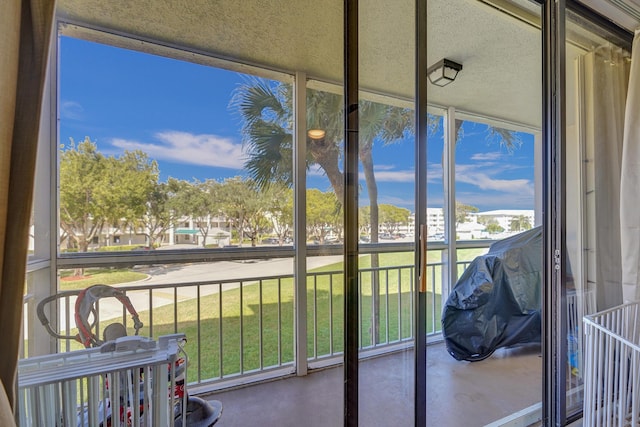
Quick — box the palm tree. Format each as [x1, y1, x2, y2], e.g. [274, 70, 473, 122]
[232, 78, 345, 196]
[232, 77, 413, 343]
[231, 78, 413, 244]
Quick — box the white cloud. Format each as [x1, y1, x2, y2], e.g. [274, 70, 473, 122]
[459, 174, 532, 194]
[456, 163, 534, 196]
[471, 152, 502, 161]
[111, 131, 245, 169]
[378, 195, 415, 209]
[365, 169, 415, 182]
[457, 191, 534, 209]
[373, 164, 398, 171]
[310, 164, 414, 183]
[427, 163, 443, 183]
[60, 100, 84, 120]
[406, 160, 533, 200]
[308, 164, 329, 177]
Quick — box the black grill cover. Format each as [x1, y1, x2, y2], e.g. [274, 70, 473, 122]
[442, 226, 542, 361]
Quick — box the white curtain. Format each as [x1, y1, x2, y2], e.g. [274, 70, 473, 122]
[582, 45, 629, 310]
[621, 30, 640, 303]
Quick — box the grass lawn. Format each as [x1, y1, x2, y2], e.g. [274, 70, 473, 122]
[54, 248, 482, 382]
[59, 268, 147, 290]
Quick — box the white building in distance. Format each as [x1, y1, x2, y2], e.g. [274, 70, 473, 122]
[474, 209, 535, 233]
[423, 208, 536, 240]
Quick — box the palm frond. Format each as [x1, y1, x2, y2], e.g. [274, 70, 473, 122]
[487, 127, 522, 153]
[230, 77, 290, 128]
[244, 125, 293, 189]
[427, 113, 441, 135]
[379, 106, 414, 142]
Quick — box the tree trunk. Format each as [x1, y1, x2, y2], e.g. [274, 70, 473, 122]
[72, 236, 90, 277]
[309, 139, 344, 201]
[360, 144, 381, 344]
[238, 214, 245, 247]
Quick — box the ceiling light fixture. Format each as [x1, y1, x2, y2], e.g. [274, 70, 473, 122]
[308, 129, 326, 139]
[427, 58, 463, 87]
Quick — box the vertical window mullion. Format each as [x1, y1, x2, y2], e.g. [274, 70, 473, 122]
[293, 71, 308, 376]
[443, 106, 458, 298]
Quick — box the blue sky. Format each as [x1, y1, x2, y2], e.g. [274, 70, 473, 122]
[59, 36, 535, 212]
[427, 120, 536, 211]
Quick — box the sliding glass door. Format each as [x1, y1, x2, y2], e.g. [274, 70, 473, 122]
[355, 1, 419, 425]
[427, 0, 543, 425]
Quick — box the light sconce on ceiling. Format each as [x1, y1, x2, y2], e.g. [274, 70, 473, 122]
[427, 58, 463, 87]
[308, 129, 326, 140]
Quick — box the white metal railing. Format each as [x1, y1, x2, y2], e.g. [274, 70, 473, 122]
[23, 242, 492, 391]
[32, 268, 418, 385]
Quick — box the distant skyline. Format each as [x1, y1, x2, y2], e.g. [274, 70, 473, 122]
[59, 36, 535, 212]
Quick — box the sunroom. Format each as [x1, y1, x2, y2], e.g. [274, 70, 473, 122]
[4, 0, 640, 426]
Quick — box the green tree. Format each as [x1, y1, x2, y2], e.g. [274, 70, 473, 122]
[98, 150, 159, 245]
[379, 204, 411, 235]
[510, 215, 532, 232]
[485, 221, 504, 234]
[242, 181, 273, 247]
[476, 215, 491, 225]
[59, 137, 107, 253]
[306, 189, 341, 243]
[167, 179, 219, 247]
[217, 177, 273, 247]
[137, 181, 177, 247]
[217, 177, 251, 246]
[455, 201, 479, 226]
[265, 183, 293, 245]
[244, 204, 271, 247]
[359, 206, 371, 237]
[60, 137, 158, 252]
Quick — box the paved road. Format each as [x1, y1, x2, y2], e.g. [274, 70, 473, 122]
[137, 255, 343, 286]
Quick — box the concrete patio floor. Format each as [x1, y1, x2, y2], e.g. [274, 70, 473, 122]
[199, 341, 543, 427]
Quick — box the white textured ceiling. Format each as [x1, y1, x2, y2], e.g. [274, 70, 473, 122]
[56, 0, 415, 101]
[426, 0, 542, 128]
[54, 0, 637, 130]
